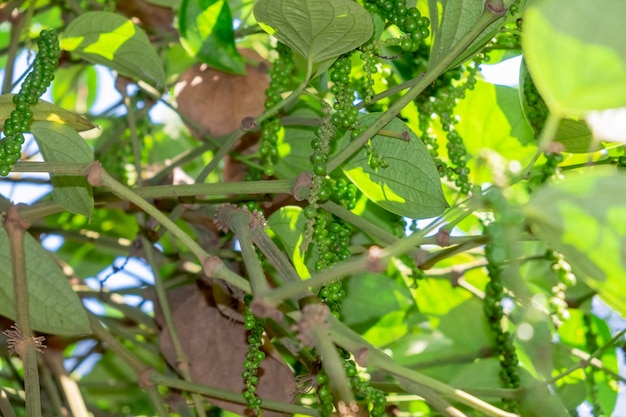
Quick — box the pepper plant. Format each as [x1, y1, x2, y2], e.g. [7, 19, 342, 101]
[0, 0, 625, 416]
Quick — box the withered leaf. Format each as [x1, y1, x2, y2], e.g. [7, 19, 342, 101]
[175, 49, 269, 139]
[156, 285, 295, 415]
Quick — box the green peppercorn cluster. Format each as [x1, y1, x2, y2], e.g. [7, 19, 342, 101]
[316, 356, 386, 417]
[364, 0, 430, 53]
[483, 221, 520, 413]
[545, 251, 575, 327]
[242, 294, 266, 416]
[582, 314, 603, 417]
[0, 29, 59, 176]
[520, 62, 549, 135]
[306, 178, 359, 316]
[538, 152, 564, 183]
[330, 55, 360, 131]
[315, 372, 335, 417]
[358, 42, 379, 105]
[259, 43, 294, 176]
[416, 62, 478, 194]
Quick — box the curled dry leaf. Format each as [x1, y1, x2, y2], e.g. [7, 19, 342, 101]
[155, 284, 295, 416]
[174, 49, 270, 139]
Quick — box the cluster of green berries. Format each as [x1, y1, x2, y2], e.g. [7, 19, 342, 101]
[344, 357, 386, 417]
[315, 372, 335, 417]
[417, 64, 476, 194]
[483, 221, 520, 413]
[242, 294, 266, 416]
[330, 55, 360, 131]
[545, 251, 575, 327]
[358, 42, 378, 105]
[259, 43, 294, 176]
[520, 61, 548, 135]
[538, 152, 564, 183]
[364, 0, 430, 53]
[582, 314, 603, 417]
[0, 29, 59, 176]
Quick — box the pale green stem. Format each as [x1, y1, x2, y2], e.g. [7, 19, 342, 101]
[87, 163, 250, 292]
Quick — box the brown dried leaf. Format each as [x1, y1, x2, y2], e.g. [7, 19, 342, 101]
[174, 49, 269, 139]
[116, 0, 174, 33]
[156, 285, 295, 415]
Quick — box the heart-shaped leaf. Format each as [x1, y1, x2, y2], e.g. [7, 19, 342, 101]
[31, 121, 94, 218]
[343, 113, 448, 219]
[253, 0, 373, 66]
[61, 11, 166, 88]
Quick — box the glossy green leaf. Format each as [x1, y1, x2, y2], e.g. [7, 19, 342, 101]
[523, 0, 626, 117]
[525, 171, 626, 317]
[266, 206, 317, 279]
[342, 272, 413, 333]
[0, 220, 91, 336]
[51, 65, 98, 114]
[61, 12, 166, 88]
[179, 0, 245, 74]
[0, 94, 94, 132]
[31, 121, 94, 218]
[430, 0, 507, 69]
[253, 0, 373, 66]
[274, 125, 315, 179]
[455, 80, 536, 183]
[343, 113, 448, 219]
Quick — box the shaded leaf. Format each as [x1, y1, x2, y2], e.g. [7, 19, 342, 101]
[430, 0, 507, 69]
[266, 206, 317, 278]
[31, 121, 94, 218]
[0, 94, 94, 132]
[523, 0, 626, 117]
[51, 66, 98, 114]
[179, 0, 245, 74]
[525, 171, 626, 317]
[253, 0, 373, 66]
[61, 12, 166, 88]
[0, 221, 90, 335]
[343, 113, 448, 219]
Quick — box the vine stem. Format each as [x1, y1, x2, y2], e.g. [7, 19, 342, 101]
[328, 4, 505, 172]
[327, 318, 519, 417]
[4, 205, 42, 417]
[85, 162, 251, 293]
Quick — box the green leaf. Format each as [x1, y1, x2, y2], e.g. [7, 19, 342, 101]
[61, 12, 166, 88]
[0, 220, 91, 335]
[519, 58, 598, 153]
[524, 171, 626, 317]
[0, 94, 94, 132]
[343, 113, 448, 219]
[179, 0, 245, 74]
[523, 0, 626, 117]
[274, 121, 315, 180]
[31, 121, 94, 218]
[253, 0, 373, 66]
[455, 80, 536, 183]
[430, 0, 507, 69]
[266, 206, 318, 279]
[51, 65, 98, 114]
